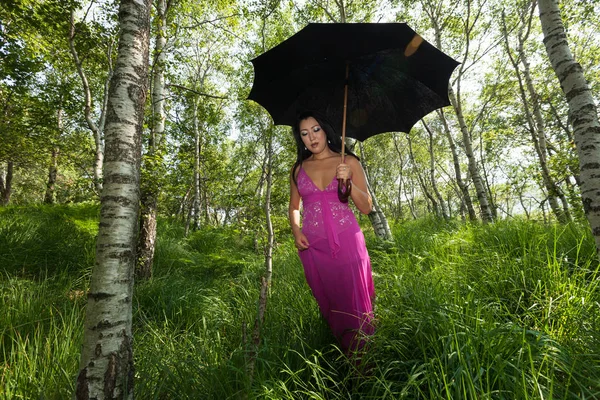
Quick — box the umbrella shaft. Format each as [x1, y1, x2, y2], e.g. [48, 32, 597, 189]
[341, 63, 349, 163]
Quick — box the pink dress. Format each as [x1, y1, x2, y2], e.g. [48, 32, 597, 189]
[297, 166, 375, 353]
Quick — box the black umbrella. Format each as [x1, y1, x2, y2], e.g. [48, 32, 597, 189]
[248, 23, 459, 199]
[248, 23, 459, 138]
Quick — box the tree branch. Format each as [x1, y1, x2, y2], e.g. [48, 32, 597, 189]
[166, 83, 228, 99]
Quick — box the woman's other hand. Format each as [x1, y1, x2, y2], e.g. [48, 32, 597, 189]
[336, 163, 352, 181]
[294, 232, 310, 251]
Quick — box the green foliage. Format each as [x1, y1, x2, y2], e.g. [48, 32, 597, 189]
[1, 206, 599, 398]
[0, 203, 98, 278]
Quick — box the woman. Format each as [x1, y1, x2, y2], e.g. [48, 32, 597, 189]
[289, 111, 375, 354]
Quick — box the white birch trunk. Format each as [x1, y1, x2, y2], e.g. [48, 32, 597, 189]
[537, 0, 600, 252]
[423, 120, 449, 219]
[358, 142, 393, 240]
[75, 0, 151, 397]
[193, 99, 201, 231]
[422, 0, 491, 222]
[45, 108, 62, 205]
[448, 86, 494, 222]
[137, 0, 167, 279]
[69, 10, 107, 194]
[263, 132, 274, 287]
[0, 161, 13, 205]
[392, 135, 407, 219]
[501, 8, 570, 223]
[437, 109, 477, 220]
[246, 127, 275, 385]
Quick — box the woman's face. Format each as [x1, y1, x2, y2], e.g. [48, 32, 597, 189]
[299, 117, 328, 155]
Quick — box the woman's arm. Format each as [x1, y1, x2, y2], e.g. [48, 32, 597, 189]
[337, 156, 372, 214]
[289, 167, 310, 250]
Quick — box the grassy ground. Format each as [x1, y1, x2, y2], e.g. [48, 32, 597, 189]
[1, 204, 599, 399]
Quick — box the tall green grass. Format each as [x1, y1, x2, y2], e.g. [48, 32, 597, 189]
[1, 206, 599, 399]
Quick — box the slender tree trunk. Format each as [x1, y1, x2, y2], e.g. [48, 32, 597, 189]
[45, 109, 62, 205]
[522, 48, 571, 222]
[0, 161, 13, 206]
[193, 100, 202, 231]
[422, 120, 449, 219]
[538, 0, 600, 251]
[437, 109, 477, 221]
[97, 47, 112, 191]
[423, 0, 493, 222]
[75, 0, 150, 397]
[478, 129, 498, 220]
[501, 9, 569, 223]
[184, 200, 194, 237]
[359, 142, 392, 240]
[406, 133, 439, 217]
[69, 10, 108, 194]
[396, 176, 404, 219]
[176, 186, 192, 218]
[518, 189, 531, 219]
[136, 192, 157, 280]
[44, 147, 59, 204]
[448, 85, 493, 222]
[406, 175, 418, 219]
[136, 0, 167, 280]
[246, 127, 276, 385]
[392, 135, 408, 220]
[263, 131, 274, 288]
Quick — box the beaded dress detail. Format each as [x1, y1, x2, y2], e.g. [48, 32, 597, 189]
[296, 166, 375, 353]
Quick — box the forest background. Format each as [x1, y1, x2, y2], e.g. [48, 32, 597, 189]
[1, 0, 599, 398]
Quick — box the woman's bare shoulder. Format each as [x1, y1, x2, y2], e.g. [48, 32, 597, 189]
[344, 155, 361, 166]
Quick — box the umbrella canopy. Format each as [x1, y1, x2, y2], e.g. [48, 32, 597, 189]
[247, 23, 460, 141]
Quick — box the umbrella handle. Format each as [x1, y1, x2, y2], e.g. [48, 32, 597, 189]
[337, 178, 352, 203]
[338, 62, 352, 203]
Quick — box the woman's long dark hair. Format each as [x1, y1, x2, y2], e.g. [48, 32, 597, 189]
[291, 110, 358, 187]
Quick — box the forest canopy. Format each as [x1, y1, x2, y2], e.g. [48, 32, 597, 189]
[1, 0, 600, 398]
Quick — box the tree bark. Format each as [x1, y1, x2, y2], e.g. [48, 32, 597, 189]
[423, 0, 494, 222]
[44, 146, 59, 204]
[437, 109, 477, 220]
[0, 161, 13, 206]
[69, 10, 107, 194]
[448, 85, 493, 222]
[392, 135, 407, 220]
[246, 126, 276, 387]
[75, 0, 151, 397]
[192, 99, 202, 231]
[537, 0, 600, 252]
[45, 108, 62, 205]
[406, 175, 418, 219]
[136, 0, 167, 280]
[405, 133, 439, 217]
[263, 128, 275, 288]
[359, 142, 393, 240]
[501, 8, 570, 223]
[422, 120, 449, 219]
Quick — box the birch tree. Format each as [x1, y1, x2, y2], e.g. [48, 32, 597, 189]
[68, 7, 114, 194]
[422, 119, 450, 219]
[537, 0, 600, 252]
[44, 108, 62, 204]
[406, 131, 438, 215]
[438, 108, 477, 220]
[137, 0, 169, 280]
[418, 0, 495, 222]
[500, 2, 570, 222]
[0, 162, 13, 205]
[75, 0, 151, 397]
[359, 142, 393, 239]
